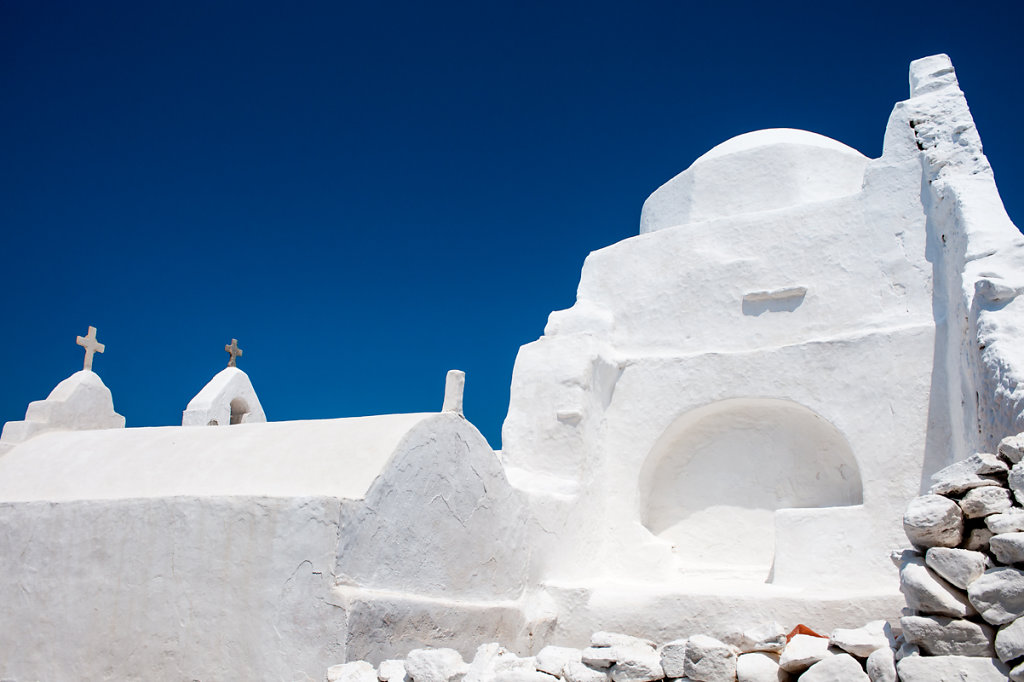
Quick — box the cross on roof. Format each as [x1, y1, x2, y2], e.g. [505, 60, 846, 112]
[225, 338, 243, 367]
[76, 325, 105, 371]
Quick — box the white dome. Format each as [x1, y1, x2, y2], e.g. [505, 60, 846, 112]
[640, 128, 869, 233]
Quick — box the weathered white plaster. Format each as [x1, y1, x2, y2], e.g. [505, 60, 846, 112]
[182, 366, 267, 426]
[0, 369, 124, 456]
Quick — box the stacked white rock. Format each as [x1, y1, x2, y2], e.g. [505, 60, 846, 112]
[895, 433, 1024, 680]
[326, 622, 910, 682]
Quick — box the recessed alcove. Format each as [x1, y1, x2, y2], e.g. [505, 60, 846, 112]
[229, 398, 249, 425]
[638, 398, 862, 578]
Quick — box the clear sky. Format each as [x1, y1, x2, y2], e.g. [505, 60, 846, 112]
[2, 1, 1022, 448]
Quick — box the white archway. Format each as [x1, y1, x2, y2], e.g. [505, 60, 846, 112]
[638, 398, 862, 576]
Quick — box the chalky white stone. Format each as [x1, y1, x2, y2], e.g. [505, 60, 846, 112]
[800, 654, 868, 682]
[896, 654, 1009, 681]
[683, 635, 736, 682]
[987, 508, 1024, 534]
[443, 370, 466, 414]
[328, 661, 379, 682]
[535, 647, 582, 677]
[731, 622, 787, 654]
[829, 620, 893, 657]
[561, 661, 609, 682]
[898, 615, 995, 657]
[657, 640, 688, 678]
[928, 454, 1005, 496]
[903, 495, 964, 549]
[995, 615, 1024, 663]
[465, 643, 536, 682]
[964, 527, 995, 552]
[735, 652, 784, 682]
[405, 648, 469, 682]
[378, 659, 407, 682]
[899, 553, 977, 617]
[990, 532, 1024, 565]
[591, 633, 656, 649]
[1009, 462, 1024, 506]
[865, 647, 895, 682]
[778, 635, 832, 674]
[968, 567, 1024, 625]
[1000, 434, 1024, 464]
[959, 486, 1013, 518]
[581, 649, 615, 669]
[608, 648, 664, 682]
[924, 547, 988, 589]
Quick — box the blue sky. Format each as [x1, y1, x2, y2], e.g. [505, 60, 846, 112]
[2, 1, 1022, 448]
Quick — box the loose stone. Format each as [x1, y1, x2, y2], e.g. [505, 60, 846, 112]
[929, 453, 1006, 496]
[378, 660, 407, 682]
[995, 615, 1024, 663]
[800, 653, 868, 682]
[1010, 461, 1024, 506]
[899, 553, 977, 617]
[829, 620, 893, 657]
[959, 486, 1013, 518]
[896, 654, 1009, 681]
[735, 652, 783, 682]
[899, 614, 995, 657]
[328, 661, 379, 682]
[535, 647, 582, 677]
[406, 648, 469, 682]
[608, 647, 664, 682]
[779, 634, 832, 674]
[562, 662, 608, 682]
[991, 532, 1024, 565]
[968, 567, 1024, 625]
[964, 527, 995, 552]
[865, 647, 895, 682]
[1000, 433, 1024, 464]
[731, 621, 787, 653]
[658, 639, 687, 678]
[924, 547, 988, 589]
[987, 508, 1024, 534]
[683, 635, 737, 682]
[903, 495, 964, 548]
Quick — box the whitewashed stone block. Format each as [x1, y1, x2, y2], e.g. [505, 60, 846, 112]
[329, 661, 379, 682]
[683, 635, 736, 682]
[925, 547, 988, 589]
[829, 620, 893, 657]
[379, 660, 407, 682]
[800, 654, 868, 682]
[903, 495, 963, 548]
[969, 567, 1024, 625]
[899, 615, 995, 656]
[608, 647, 664, 682]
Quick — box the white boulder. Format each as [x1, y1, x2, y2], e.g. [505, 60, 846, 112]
[608, 648, 664, 682]
[406, 648, 469, 682]
[535, 647, 582, 677]
[999, 434, 1024, 464]
[995, 615, 1024, 663]
[899, 553, 977, 617]
[329, 661, 379, 682]
[990, 532, 1024, 565]
[987, 508, 1024, 534]
[829, 620, 893, 657]
[379, 660, 407, 682]
[562, 661, 608, 682]
[924, 547, 988, 589]
[684, 635, 737, 682]
[779, 635, 832, 674]
[928, 453, 1006, 496]
[968, 567, 1024, 625]
[898, 615, 995, 656]
[658, 639, 688, 678]
[865, 647, 895, 682]
[800, 654, 868, 682]
[736, 652, 787, 682]
[729, 622, 787, 654]
[903, 495, 964, 548]
[959, 486, 1013, 518]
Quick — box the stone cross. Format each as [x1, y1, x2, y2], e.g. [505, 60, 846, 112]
[76, 325, 105, 371]
[225, 338, 243, 367]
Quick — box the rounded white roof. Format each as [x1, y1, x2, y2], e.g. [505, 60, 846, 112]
[695, 128, 866, 164]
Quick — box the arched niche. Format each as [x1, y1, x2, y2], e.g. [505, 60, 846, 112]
[638, 398, 862, 577]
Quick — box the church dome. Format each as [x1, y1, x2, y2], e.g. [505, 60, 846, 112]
[639, 128, 869, 233]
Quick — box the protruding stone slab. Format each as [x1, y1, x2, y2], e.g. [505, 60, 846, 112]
[896, 654, 1009, 681]
[779, 635, 832, 674]
[996, 615, 1024, 663]
[684, 635, 736, 682]
[903, 495, 964, 548]
[899, 615, 995, 656]
[959, 486, 1013, 518]
[800, 654, 868, 682]
[987, 509, 1024, 534]
[925, 547, 988, 589]
[899, 553, 977, 617]
[829, 620, 893, 657]
[1000, 433, 1024, 464]
[929, 453, 1006, 496]
[968, 567, 1024, 625]
[990, 532, 1024, 565]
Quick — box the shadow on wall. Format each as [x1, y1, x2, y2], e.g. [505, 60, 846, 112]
[638, 398, 862, 577]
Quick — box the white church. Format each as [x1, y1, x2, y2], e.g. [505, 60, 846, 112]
[2, 54, 1024, 680]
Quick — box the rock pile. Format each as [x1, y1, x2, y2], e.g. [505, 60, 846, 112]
[326, 621, 903, 682]
[896, 432, 1024, 680]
